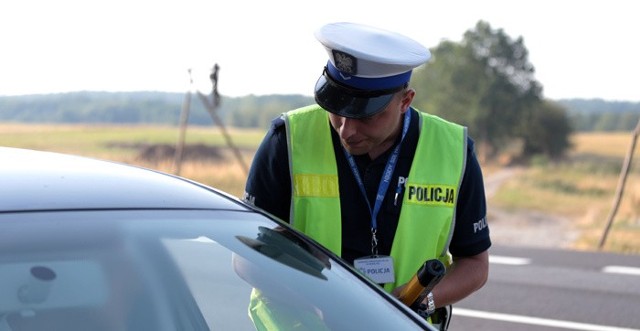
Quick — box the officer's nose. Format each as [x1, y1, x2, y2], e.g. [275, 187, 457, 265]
[338, 117, 359, 140]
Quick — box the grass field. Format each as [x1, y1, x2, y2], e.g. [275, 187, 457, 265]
[492, 132, 640, 253]
[2, 123, 639, 253]
[0, 123, 265, 197]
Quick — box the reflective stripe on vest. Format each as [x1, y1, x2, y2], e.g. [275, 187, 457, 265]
[286, 105, 466, 291]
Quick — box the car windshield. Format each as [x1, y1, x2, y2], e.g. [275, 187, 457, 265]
[0, 210, 428, 330]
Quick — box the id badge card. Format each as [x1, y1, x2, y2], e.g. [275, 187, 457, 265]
[354, 255, 395, 284]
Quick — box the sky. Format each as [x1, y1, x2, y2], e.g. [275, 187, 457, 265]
[1, 0, 639, 102]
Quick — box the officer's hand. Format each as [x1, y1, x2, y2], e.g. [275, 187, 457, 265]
[391, 283, 408, 299]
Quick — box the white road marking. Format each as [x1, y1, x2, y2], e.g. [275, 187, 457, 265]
[602, 265, 640, 276]
[489, 255, 531, 265]
[455, 308, 640, 331]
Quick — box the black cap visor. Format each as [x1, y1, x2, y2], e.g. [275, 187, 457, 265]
[314, 69, 406, 119]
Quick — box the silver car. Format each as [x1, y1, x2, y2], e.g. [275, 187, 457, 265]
[0, 147, 435, 330]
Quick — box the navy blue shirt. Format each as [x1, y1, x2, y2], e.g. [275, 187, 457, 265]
[244, 108, 491, 264]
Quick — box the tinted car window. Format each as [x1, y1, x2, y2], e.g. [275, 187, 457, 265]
[0, 209, 430, 330]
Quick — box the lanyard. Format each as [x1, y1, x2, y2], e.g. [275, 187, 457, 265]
[342, 109, 411, 255]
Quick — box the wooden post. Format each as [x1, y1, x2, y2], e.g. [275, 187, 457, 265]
[173, 64, 249, 177]
[598, 118, 640, 250]
[196, 90, 249, 176]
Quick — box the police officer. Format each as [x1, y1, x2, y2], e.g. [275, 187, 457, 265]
[243, 22, 490, 326]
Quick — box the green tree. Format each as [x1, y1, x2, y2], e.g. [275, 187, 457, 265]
[522, 101, 573, 158]
[412, 20, 571, 161]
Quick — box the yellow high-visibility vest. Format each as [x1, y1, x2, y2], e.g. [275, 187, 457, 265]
[285, 105, 467, 291]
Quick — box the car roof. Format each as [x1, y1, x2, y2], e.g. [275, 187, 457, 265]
[0, 147, 248, 212]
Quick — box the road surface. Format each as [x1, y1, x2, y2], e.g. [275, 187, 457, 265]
[447, 168, 640, 330]
[449, 245, 640, 330]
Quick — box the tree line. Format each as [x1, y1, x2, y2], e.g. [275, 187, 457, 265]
[0, 91, 311, 128]
[562, 99, 640, 132]
[1, 20, 639, 160]
[1, 89, 637, 133]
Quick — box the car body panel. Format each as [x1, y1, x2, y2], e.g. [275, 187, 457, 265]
[0, 147, 244, 212]
[0, 147, 435, 330]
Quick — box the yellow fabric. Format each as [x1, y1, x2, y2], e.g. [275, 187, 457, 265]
[286, 106, 466, 292]
[248, 289, 329, 330]
[285, 105, 342, 255]
[385, 113, 466, 291]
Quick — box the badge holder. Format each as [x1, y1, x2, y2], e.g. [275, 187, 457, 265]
[354, 228, 395, 284]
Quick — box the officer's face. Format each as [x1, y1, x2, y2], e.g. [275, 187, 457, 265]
[329, 89, 414, 159]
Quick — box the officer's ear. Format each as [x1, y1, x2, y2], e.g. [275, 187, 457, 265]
[400, 88, 415, 112]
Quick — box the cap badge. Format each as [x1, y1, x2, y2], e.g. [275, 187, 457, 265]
[332, 50, 357, 76]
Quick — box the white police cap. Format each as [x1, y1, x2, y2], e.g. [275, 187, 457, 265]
[314, 22, 431, 118]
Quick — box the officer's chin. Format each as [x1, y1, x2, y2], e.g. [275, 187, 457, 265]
[341, 140, 370, 155]
[342, 146, 369, 157]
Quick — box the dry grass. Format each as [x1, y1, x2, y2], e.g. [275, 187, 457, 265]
[571, 132, 640, 157]
[0, 123, 263, 199]
[132, 150, 256, 198]
[491, 132, 640, 254]
[3, 123, 639, 253]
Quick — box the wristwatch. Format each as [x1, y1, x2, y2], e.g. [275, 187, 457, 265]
[426, 292, 436, 316]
